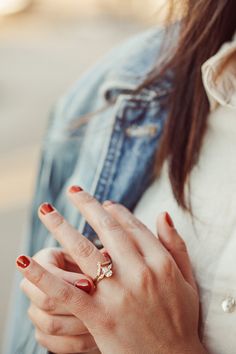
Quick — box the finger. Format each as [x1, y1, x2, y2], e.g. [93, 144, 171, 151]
[28, 304, 88, 336]
[33, 247, 82, 273]
[21, 279, 68, 315]
[156, 212, 198, 291]
[16, 255, 95, 322]
[21, 262, 94, 314]
[103, 200, 167, 259]
[38, 204, 105, 277]
[48, 265, 95, 295]
[67, 186, 140, 264]
[35, 328, 97, 353]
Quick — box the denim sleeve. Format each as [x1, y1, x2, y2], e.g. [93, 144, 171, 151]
[3, 26, 166, 354]
[2, 54, 110, 354]
[2, 34, 137, 354]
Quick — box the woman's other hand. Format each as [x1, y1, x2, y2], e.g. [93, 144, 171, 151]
[20, 247, 100, 353]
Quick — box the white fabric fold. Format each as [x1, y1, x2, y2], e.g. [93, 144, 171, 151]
[201, 32, 236, 111]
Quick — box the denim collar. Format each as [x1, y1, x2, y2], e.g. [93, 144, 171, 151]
[100, 25, 176, 101]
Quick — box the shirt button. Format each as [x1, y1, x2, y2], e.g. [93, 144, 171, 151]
[221, 297, 236, 313]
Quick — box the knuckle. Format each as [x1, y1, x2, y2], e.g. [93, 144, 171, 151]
[30, 268, 47, 286]
[126, 216, 144, 230]
[136, 265, 154, 289]
[100, 214, 120, 231]
[75, 338, 93, 353]
[40, 296, 56, 312]
[45, 317, 62, 335]
[81, 193, 96, 205]
[73, 238, 95, 259]
[51, 214, 66, 233]
[110, 203, 123, 212]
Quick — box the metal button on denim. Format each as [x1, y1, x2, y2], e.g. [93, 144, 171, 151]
[221, 297, 236, 313]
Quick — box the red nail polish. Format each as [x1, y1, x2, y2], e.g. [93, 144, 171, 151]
[16, 255, 30, 269]
[69, 186, 83, 193]
[74, 279, 93, 294]
[102, 251, 111, 261]
[165, 212, 174, 228]
[40, 203, 54, 215]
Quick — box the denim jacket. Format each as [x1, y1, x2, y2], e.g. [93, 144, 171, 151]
[4, 25, 173, 354]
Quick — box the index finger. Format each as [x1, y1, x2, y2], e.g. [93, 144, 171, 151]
[67, 186, 140, 263]
[16, 255, 94, 323]
[38, 204, 105, 277]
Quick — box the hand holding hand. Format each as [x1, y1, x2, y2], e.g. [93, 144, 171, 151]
[20, 247, 99, 353]
[17, 187, 207, 354]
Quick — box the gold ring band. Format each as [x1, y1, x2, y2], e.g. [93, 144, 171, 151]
[93, 254, 113, 287]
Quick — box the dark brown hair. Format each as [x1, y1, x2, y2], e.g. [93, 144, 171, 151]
[140, 0, 236, 211]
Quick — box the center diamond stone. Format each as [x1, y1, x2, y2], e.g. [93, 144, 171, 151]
[101, 264, 113, 278]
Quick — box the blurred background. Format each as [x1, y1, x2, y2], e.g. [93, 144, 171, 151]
[0, 0, 169, 350]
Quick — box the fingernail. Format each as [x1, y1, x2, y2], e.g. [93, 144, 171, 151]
[74, 279, 93, 294]
[102, 251, 111, 260]
[103, 200, 116, 207]
[165, 212, 174, 228]
[16, 255, 30, 269]
[40, 203, 54, 215]
[69, 186, 83, 194]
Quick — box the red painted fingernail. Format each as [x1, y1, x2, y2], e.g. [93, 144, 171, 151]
[165, 212, 174, 228]
[16, 255, 30, 269]
[102, 251, 111, 260]
[74, 279, 93, 294]
[69, 186, 83, 193]
[103, 200, 116, 207]
[40, 203, 54, 215]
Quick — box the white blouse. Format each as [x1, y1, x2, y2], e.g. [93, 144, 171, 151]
[133, 33, 236, 354]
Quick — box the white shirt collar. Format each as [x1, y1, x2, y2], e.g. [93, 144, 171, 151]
[201, 32, 236, 111]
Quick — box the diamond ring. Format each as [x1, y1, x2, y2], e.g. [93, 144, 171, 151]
[93, 253, 113, 287]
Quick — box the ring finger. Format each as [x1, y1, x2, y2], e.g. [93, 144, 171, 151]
[103, 201, 167, 260]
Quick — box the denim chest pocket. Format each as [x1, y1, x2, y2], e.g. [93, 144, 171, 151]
[115, 94, 167, 161]
[119, 93, 167, 137]
[90, 92, 168, 202]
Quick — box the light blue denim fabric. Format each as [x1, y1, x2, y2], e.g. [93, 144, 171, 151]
[4, 25, 173, 354]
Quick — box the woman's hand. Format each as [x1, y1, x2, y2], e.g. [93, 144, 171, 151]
[16, 187, 207, 354]
[20, 247, 100, 353]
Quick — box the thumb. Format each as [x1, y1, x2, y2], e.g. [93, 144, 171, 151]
[156, 212, 197, 292]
